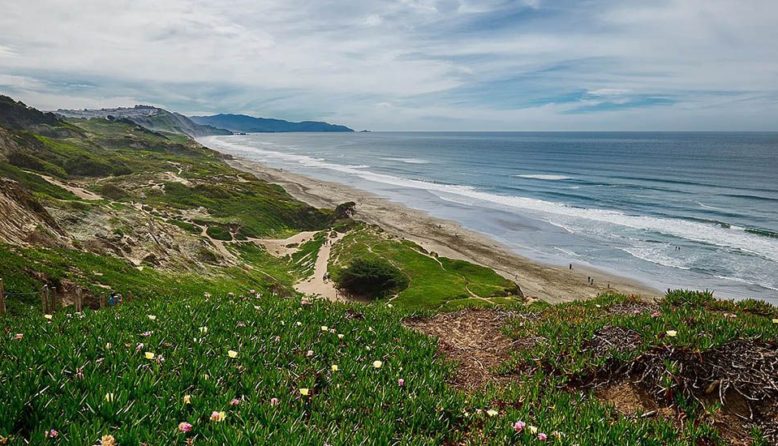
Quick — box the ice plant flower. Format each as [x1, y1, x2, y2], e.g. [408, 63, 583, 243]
[14, 333, 23, 340]
[486, 409, 498, 417]
[295, 321, 302, 326]
[227, 350, 238, 358]
[105, 342, 111, 349]
[104, 393, 115, 402]
[136, 343, 144, 352]
[338, 334, 344, 339]
[230, 398, 241, 406]
[44, 314, 53, 320]
[199, 326, 208, 334]
[210, 411, 226, 422]
[321, 325, 328, 331]
[178, 422, 192, 433]
[772, 318, 778, 324]
[147, 314, 156, 321]
[299, 388, 310, 396]
[141, 331, 152, 337]
[306, 350, 314, 357]
[651, 310, 661, 318]
[144, 352, 155, 360]
[528, 426, 538, 435]
[270, 397, 279, 406]
[331, 364, 339, 372]
[373, 360, 383, 369]
[100, 435, 116, 446]
[538, 433, 548, 441]
[398, 378, 405, 387]
[513, 420, 525, 433]
[46, 429, 58, 438]
[183, 394, 192, 405]
[666, 330, 678, 337]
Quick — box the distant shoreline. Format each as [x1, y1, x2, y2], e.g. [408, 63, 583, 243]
[214, 153, 660, 303]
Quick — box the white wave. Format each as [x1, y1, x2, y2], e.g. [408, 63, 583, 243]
[381, 157, 430, 164]
[620, 246, 692, 270]
[713, 275, 778, 292]
[516, 174, 571, 181]
[200, 136, 778, 264]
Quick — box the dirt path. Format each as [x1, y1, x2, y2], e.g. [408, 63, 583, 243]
[37, 174, 102, 201]
[294, 231, 348, 301]
[253, 231, 319, 257]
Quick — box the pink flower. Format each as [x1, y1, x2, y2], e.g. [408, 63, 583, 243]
[513, 420, 525, 433]
[538, 433, 548, 441]
[270, 397, 279, 406]
[14, 333, 24, 340]
[178, 422, 192, 433]
[230, 398, 241, 406]
[141, 331, 153, 337]
[47, 429, 59, 438]
[397, 378, 405, 387]
[651, 310, 661, 318]
[135, 343, 144, 352]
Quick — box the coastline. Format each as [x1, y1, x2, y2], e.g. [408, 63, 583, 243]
[223, 156, 661, 303]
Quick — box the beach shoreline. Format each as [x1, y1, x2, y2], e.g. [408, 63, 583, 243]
[222, 156, 661, 303]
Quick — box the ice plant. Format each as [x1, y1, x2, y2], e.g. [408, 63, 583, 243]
[772, 318, 778, 324]
[331, 364, 339, 372]
[227, 350, 238, 358]
[486, 409, 498, 417]
[46, 429, 58, 438]
[373, 360, 383, 369]
[513, 420, 525, 433]
[270, 397, 279, 406]
[183, 394, 192, 405]
[338, 334, 344, 339]
[230, 398, 241, 406]
[528, 426, 538, 435]
[397, 378, 405, 387]
[299, 388, 310, 396]
[538, 433, 548, 441]
[321, 326, 328, 331]
[210, 411, 226, 422]
[178, 422, 192, 433]
[666, 330, 678, 337]
[144, 352, 155, 360]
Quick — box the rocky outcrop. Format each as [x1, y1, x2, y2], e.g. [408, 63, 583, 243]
[0, 178, 69, 247]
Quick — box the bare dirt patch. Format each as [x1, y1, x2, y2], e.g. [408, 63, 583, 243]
[405, 309, 534, 390]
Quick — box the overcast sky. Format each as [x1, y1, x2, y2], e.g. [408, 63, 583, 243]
[1, 0, 776, 130]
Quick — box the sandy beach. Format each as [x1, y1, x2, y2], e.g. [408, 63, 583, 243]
[224, 157, 660, 303]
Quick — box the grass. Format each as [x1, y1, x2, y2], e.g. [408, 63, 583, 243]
[3, 290, 765, 445]
[329, 226, 520, 310]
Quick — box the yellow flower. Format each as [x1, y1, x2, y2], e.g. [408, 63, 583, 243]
[373, 360, 383, 369]
[331, 364, 339, 372]
[147, 314, 156, 321]
[199, 326, 208, 334]
[528, 425, 538, 434]
[105, 343, 112, 349]
[486, 409, 498, 417]
[183, 394, 192, 405]
[299, 388, 310, 396]
[772, 318, 778, 324]
[666, 330, 678, 337]
[210, 410, 227, 422]
[104, 393, 115, 402]
[227, 350, 238, 358]
[44, 314, 53, 320]
[337, 334, 344, 339]
[100, 434, 116, 446]
[144, 352, 155, 360]
[321, 326, 328, 332]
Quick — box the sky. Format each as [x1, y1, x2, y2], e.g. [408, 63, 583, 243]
[1, 0, 777, 131]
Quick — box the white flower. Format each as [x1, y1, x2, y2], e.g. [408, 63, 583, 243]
[666, 330, 678, 337]
[199, 326, 208, 334]
[321, 326, 328, 332]
[486, 409, 498, 417]
[105, 393, 115, 402]
[331, 364, 339, 372]
[228, 350, 238, 358]
[44, 314, 53, 320]
[337, 334, 344, 339]
[147, 315, 157, 321]
[372, 360, 383, 369]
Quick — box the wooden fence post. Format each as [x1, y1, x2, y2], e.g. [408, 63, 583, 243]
[0, 278, 5, 316]
[41, 285, 49, 314]
[75, 288, 82, 313]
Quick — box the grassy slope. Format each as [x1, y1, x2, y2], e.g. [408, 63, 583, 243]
[329, 225, 520, 310]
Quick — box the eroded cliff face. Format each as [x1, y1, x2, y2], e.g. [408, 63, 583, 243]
[0, 178, 69, 247]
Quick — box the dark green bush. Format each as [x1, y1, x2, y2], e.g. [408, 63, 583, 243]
[336, 257, 408, 298]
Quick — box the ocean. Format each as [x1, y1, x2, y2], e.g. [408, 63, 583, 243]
[200, 132, 778, 304]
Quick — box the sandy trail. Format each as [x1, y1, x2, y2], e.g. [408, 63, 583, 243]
[294, 231, 348, 301]
[224, 158, 660, 303]
[253, 231, 319, 257]
[37, 174, 102, 201]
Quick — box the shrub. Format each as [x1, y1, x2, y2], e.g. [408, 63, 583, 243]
[336, 257, 408, 298]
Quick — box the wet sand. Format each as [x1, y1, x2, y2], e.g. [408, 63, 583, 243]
[225, 157, 660, 303]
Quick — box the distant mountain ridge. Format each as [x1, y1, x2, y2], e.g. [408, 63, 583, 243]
[55, 105, 231, 138]
[190, 113, 353, 133]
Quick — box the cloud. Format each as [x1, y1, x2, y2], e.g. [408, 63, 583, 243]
[0, 0, 776, 130]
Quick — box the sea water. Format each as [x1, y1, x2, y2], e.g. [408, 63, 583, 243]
[200, 132, 778, 303]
